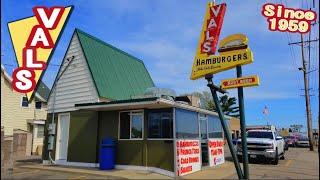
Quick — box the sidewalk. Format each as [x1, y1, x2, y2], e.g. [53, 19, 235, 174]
[182, 161, 236, 179]
[17, 161, 236, 179]
[19, 164, 171, 179]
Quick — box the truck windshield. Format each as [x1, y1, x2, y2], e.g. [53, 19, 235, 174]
[247, 131, 273, 139]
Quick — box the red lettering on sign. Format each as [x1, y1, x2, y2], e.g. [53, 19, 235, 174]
[181, 166, 193, 174]
[200, 3, 226, 55]
[12, 6, 66, 94]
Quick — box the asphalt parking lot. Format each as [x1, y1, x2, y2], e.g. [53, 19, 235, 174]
[224, 147, 319, 179]
[4, 147, 319, 179]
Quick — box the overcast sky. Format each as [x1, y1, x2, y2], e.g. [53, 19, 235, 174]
[1, 0, 319, 131]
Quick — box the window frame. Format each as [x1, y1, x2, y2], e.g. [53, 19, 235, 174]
[36, 125, 45, 138]
[118, 110, 144, 140]
[208, 115, 224, 139]
[175, 108, 199, 139]
[21, 97, 30, 108]
[147, 109, 173, 140]
[35, 101, 42, 109]
[198, 113, 208, 140]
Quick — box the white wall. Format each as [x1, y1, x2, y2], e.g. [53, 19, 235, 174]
[47, 33, 99, 113]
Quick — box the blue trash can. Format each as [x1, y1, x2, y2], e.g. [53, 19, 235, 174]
[99, 138, 116, 170]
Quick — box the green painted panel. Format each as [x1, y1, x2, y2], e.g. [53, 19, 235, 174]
[147, 140, 174, 172]
[117, 140, 144, 166]
[99, 111, 118, 139]
[98, 111, 144, 166]
[67, 110, 98, 163]
[97, 110, 174, 170]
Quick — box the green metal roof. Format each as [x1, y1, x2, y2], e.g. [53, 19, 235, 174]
[76, 29, 154, 100]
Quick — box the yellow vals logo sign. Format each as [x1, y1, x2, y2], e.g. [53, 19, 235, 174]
[191, 33, 254, 80]
[8, 6, 73, 101]
[192, 49, 253, 80]
[190, 2, 226, 80]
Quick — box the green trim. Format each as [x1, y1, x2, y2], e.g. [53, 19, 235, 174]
[75, 97, 158, 107]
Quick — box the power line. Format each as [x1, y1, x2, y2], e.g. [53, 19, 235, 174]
[2, 63, 61, 67]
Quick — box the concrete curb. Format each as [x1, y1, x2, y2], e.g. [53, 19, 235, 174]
[19, 164, 171, 179]
[19, 165, 126, 179]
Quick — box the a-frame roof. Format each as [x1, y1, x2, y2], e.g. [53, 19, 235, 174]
[75, 29, 154, 100]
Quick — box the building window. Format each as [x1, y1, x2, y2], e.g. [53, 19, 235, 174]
[199, 114, 208, 139]
[35, 101, 42, 109]
[148, 110, 173, 139]
[208, 116, 223, 138]
[175, 108, 199, 139]
[119, 111, 143, 140]
[37, 125, 44, 138]
[21, 97, 29, 107]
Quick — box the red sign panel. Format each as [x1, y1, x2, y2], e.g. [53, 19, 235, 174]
[176, 140, 201, 176]
[200, 3, 226, 55]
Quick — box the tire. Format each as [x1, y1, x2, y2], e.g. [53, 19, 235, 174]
[280, 150, 285, 160]
[272, 149, 279, 165]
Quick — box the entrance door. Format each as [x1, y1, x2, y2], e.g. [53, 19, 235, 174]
[56, 113, 70, 161]
[199, 117, 208, 166]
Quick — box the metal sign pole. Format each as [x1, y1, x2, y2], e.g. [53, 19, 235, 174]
[205, 75, 244, 179]
[236, 66, 249, 179]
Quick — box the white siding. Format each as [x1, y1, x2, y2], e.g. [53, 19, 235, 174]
[47, 34, 99, 113]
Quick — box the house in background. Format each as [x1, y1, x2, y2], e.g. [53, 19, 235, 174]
[1, 64, 50, 155]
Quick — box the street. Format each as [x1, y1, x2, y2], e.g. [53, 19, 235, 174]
[5, 147, 318, 179]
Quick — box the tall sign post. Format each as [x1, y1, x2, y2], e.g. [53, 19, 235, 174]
[218, 34, 260, 179]
[190, 3, 260, 179]
[190, 2, 243, 179]
[205, 75, 243, 179]
[236, 65, 249, 178]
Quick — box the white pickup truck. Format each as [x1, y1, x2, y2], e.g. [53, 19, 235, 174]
[236, 126, 285, 165]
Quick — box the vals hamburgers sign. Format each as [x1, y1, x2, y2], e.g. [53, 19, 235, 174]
[8, 6, 73, 101]
[190, 3, 255, 80]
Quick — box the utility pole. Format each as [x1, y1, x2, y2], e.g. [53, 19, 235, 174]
[288, 35, 318, 151]
[300, 34, 314, 151]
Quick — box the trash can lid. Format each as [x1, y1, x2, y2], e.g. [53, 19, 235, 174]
[101, 137, 116, 145]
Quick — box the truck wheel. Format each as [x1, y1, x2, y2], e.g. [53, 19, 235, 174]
[280, 150, 285, 160]
[272, 149, 279, 165]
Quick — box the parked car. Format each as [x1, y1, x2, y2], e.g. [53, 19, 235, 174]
[232, 139, 238, 145]
[296, 136, 310, 147]
[236, 125, 285, 165]
[285, 136, 298, 147]
[283, 137, 290, 150]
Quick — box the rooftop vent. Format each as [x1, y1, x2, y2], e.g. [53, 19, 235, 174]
[143, 87, 176, 100]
